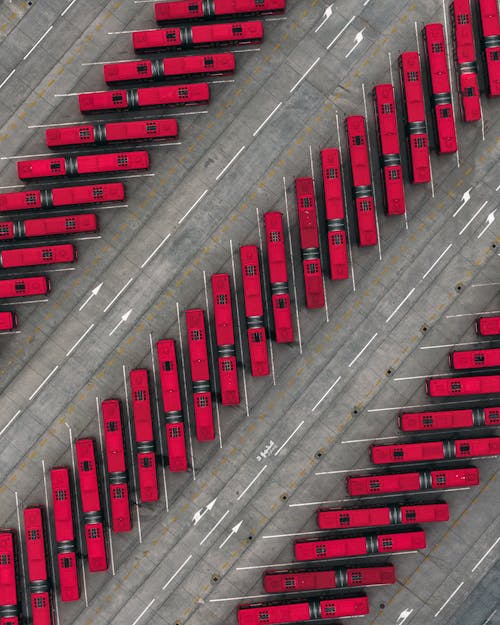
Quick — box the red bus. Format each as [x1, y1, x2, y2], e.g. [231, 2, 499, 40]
[475, 315, 500, 336]
[449, 347, 500, 369]
[345, 116, 378, 246]
[156, 339, 188, 472]
[398, 52, 431, 183]
[132, 21, 264, 54]
[129, 370, 159, 502]
[23, 507, 52, 625]
[372, 84, 406, 215]
[295, 178, 325, 307]
[398, 405, 500, 431]
[211, 273, 240, 405]
[426, 374, 500, 396]
[449, 0, 481, 121]
[1, 214, 98, 241]
[263, 212, 294, 342]
[320, 148, 349, 280]
[50, 467, 79, 602]
[317, 502, 449, 530]
[46, 120, 178, 149]
[185, 308, 215, 441]
[371, 437, 500, 463]
[79, 85, 209, 115]
[0, 276, 50, 299]
[103, 53, 235, 85]
[263, 564, 395, 593]
[240, 245, 270, 376]
[0, 244, 76, 269]
[155, 0, 285, 24]
[75, 439, 107, 572]
[422, 23, 458, 154]
[17, 152, 149, 181]
[0, 530, 20, 625]
[346, 466, 480, 496]
[478, 0, 500, 96]
[0, 311, 18, 331]
[237, 596, 369, 625]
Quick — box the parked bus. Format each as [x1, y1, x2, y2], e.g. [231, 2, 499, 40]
[0, 244, 76, 269]
[398, 405, 500, 431]
[475, 315, 500, 336]
[426, 374, 500, 396]
[155, 0, 285, 24]
[477, 0, 500, 96]
[0, 214, 98, 241]
[371, 437, 500, 464]
[0, 311, 18, 331]
[0, 530, 20, 625]
[317, 502, 449, 529]
[23, 507, 52, 625]
[0, 276, 50, 299]
[449, 347, 500, 370]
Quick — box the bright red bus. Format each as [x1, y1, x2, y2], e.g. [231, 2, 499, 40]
[371, 437, 500, 464]
[17, 152, 149, 181]
[426, 374, 500, 396]
[1, 214, 98, 241]
[475, 315, 500, 336]
[398, 52, 431, 183]
[104, 53, 235, 85]
[0, 276, 50, 299]
[263, 212, 294, 342]
[317, 502, 449, 529]
[449, 347, 500, 369]
[372, 84, 406, 215]
[240, 245, 270, 376]
[0, 311, 18, 331]
[0, 530, 19, 625]
[75, 439, 107, 572]
[211, 273, 240, 405]
[129, 370, 159, 502]
[132, 21, 264, 54]
[320, 148, 349, 280]
[185, 309, 215, 441]
[156, 339, 188, 472]
[263, 564, 395, 593]
[345, 116, 378, 246]
[0, 244, 76, 269]
[295, 177, 325, 307]
[237, 596, 369, 625]
[50, 467, 79, 602]
[478, 0, 500, 96]
[24, 507, 52, 625]
[399, 405, 500, 431]
[347, 466, 480, 496]
[155, 0, 285, 24]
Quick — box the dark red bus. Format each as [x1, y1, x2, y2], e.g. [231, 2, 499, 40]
[346, 466, 480, 496]
[1, 214, 98, 241]
[320, 148, 349, 280]
[156, 339, 188, 472]
[398, 51, 431, 183]
[317, 502, 449, 529]
[240, 245, 270, 376]
[0, 311, 18, 331]
[155, 0, 285, 24]
[263, 564, 395, 593]
[345, 116, 378, 246]
[129, 369, 159, 502]
[17, 152, 149, 181]
[50, 467, 79, 602]
[132, 21, 264, 54]
[426, 374, 500, 396]
[372, 84, 406, 215]
[398, 405, 500, 431]
[478, 0, 500, 96]
[211, 273, 240, 405]
[24, 507, 52, 625]
[0, 276, 50, 299]
[0, 530, 20, 625]
[263, 212, 294, 342]
[475, 315, 500, 336]
[0, 244, 76, 269]
[371, 437, 500, 464]
[449, 347, 500, 369]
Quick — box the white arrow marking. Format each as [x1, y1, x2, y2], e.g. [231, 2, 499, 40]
[79, 282, 103, 311]
[192, 497, 217, 525]
[345, 28, 365, 58]
[219, 521, 243, 549]
[477, 209, 496, 238]
[396, 608, 414, 625]
[315, 3, 334, 32]
[453, 186, 473, 217]
[108, 308, 132, 336]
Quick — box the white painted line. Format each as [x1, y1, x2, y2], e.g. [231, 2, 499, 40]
[29, 365, 59, 400]
[108, 28, 158, 35]
[421, 340, 492, 350]
[263, 529, 325, 540]
[348, 333, 378, 368]
[441, 0, 460, 169]
[0, 410, 21, 438]
[24, 26, 53, 60]
[95, 398, 115, 576]
[202, 270, 222, 449]
[209, 79, 236, 84]
[386, 287, 415, 323]
[341, 435, 400, 444]
[131, 598, 156, 625]
[311, 376, 342, 412]
[459, 200, 488, 236]
[0, 183, 25, 190]
[291, 488, 470, 508]
[103, 277, 133, 313]
[178, 189, 208, 224]
[65, 323, 95, 357]
[274, 420, 305, 456]
[368, 400, 484, 413]
[315, 4, 334, 32]
[216, 145, 246, 181]
[149, 332, 169, 511]
[14, 492, 29, 609]
[434, 581, 464, 617]
[0, 330, 21, 335]
[237, 464, 268, 501]
[233, 47, 261, 54]
[472, 282, 500, 288]
[0, 69, 16, 90]
[81, 58, 138, 66]
[477, 209, 496, 238]
[290, 57, 321, 93]
[421, 243, 453, 280]
[471, 536, 500, 572]
[55, 88, 108, 97]
[210, 593, 270, 603]
[200, 510, 229, 546]
[162, 554, 192, 590]
[253, 101, 282, 137]
[327, 16, 356, 50]
[109, 308, 133, 336]
[388, 51, 394, 87]
[482, 610, 497, 625]
[446, 310, 500, 319]
[394, 373, 451, 381]
[61, 0, 78, 16]
[41, 460, 61, 625]
[140, 233, 171, 268]
[414, 21, 421, 54]
[0, 298, 48, 306]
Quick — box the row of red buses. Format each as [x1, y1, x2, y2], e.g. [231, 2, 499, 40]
[0, 529, 20, 625]
[398, 405, 500, 431]
[185, 309, 215, 440]
[0, 311, 18, 331]
[23, 507, 52, 625]
[101, 400, 132, 532]
[0, 276, 50, 299]
[372, 84, 406, 215]
[476, 315, 500, 336]
[426, 374, 500, 396]
[320, 148, 349, 280]
[422, 23, 458, 154]
[295, 529, 426, 562]
[46, 120, 178, 149]
[263, 212, 294, 342]
[317, 501, 449, 530]
[17, 152, 149, 181]
[211, 274, 240, 404]
[0, 183, 124, 214]
[346, 466, 480, 496]
[345, 116, 378, 246]
[295, 178, 325, 308]
[156, 340, 188, 472]
[237, 595, 369, 625]
[240, 245, 270, 376]
[0, 244, 76, 269]
[74, 439, 108, 572]
[398, 52, 431, 183]
[263, 564, 395, 593]
[50, 467, 80, 602]
[132, 21, 264, 54]
[79, 85, 209, 115]
[104, 53, 235, 85]
[130, 370, 159, 501]
[478, 0, 500, 97]
[0, 215, 98, 241]
[449, 347, 500, 369]
[449, 0, 482, 121]
[155, 0, 285, 24]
